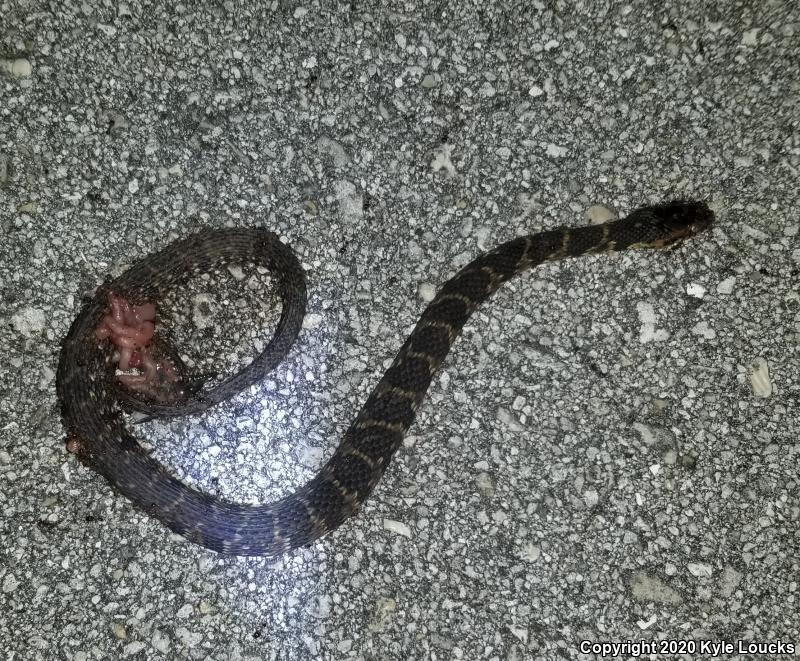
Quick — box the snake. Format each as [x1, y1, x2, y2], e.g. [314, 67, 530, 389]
[56, 200, 714, 556]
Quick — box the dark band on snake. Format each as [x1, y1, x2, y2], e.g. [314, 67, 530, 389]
[56, 200, 714, 556]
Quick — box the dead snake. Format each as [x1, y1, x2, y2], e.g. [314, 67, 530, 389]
[56, 200, 714, 555]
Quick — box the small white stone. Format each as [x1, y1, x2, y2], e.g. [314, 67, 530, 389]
[151, 629, 171, 654]
[718, 566, 743, 597]
[395, 33, 407, 49]
[303, 312, 323, 328]
[123, 642, 145, 656]
[227, 265, 245, 280]
[127, 178, 139, 193]
[2, 574, 19, 593]
[687, 562, 713, 577]
[632, 422, 656, 445]
[11, 58, 32, 77]
[587, 205, 615, 224]
[686, 283, 706, 298]
[716, 276, 736, 294]
[1, 58, 32, 77]
[637, 302, 669, 343]
[418, 282, 436, 302]
[546, 143, 568, 158]
[741, 28, 759, 46]
[496, 146, 511, 159]
[11, 307, 46, 337]
[430, 145, 456, 176]
[475, 472, 494, 497]
[691, 320, 716, 339]
[293, 6, 308, 18]
[583, 489, 599, 507]
[383, 519, 411, 537]
[175, 627, 201, 648]
[497, 407, 525, 432]
[637, 615, 657, 630]
[520, 543, 541, 562]
[480, 81, 496, 97]
[750, 357, 772, 398]
[528, 85, 544, 97]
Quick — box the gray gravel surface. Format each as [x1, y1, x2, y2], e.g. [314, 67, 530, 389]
[1, 1, 798, 659]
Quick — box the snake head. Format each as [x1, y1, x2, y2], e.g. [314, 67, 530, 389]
[625, 200, 715, 250]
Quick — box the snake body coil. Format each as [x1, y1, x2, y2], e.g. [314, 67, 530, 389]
[56, 201, 713, 555]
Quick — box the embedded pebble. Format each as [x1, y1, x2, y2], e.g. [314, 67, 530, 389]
[316, 137, 349, 168]
[11, 307, 46, 337]
[496, 407, 525, 432]
[191, 293, 216, 328]
[546, 143, 568, 158]
[430, 144, 456, 176]
[418, 282, 436, 302]
[302, 312, 323, 328]
[687, 562, 713, 578]
[0, 58, 32, 77]
[587, 205, 615, 224]
[123, 642, 145, 656]
[750, 357, 772, 398]
[421, 74, 437, 88]
[475, 472, 494, 497]
[741, 28, 759, 46]
[2, 574, 19, 593]
[479, 81, 496, 97]
[629, 572, 682, 605]
[718, 567, 743, 597]
[334, 180, 363, 221]
[691, 320, 716, 339]
[637, 616, 657, 630]
[176, 627, 202, 647]
[717, 276, 736, 294]
[632, 422, 657, 445]
[637, 302, 669, 343]
[383, 519, 411, 538]
[686, 283, 706, 298]
[227, 265, 245, 280]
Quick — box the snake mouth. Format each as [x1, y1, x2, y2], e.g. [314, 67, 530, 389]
[686, 202, 715, 235]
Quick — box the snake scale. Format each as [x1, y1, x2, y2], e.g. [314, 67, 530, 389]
[56, 200, 714, 556]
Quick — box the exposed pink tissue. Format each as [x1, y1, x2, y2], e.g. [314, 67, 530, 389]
[95, 292, 181, 401]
